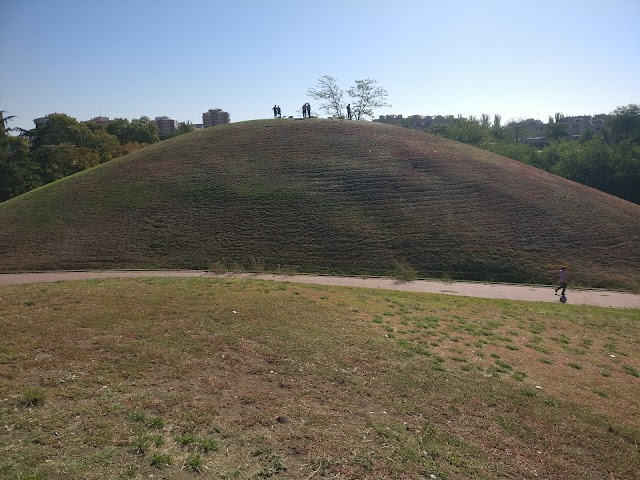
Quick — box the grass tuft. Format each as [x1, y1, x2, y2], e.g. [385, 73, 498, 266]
[196, 437, 219, 454]
[176, 432, 196, 447]
[149, 452, 172, 468]
[18, 388, 46, 408]
[183, 453, 204, 473]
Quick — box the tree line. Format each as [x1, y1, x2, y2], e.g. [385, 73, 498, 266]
[410, 105, 640, 205]
[0, 113, 193, 202]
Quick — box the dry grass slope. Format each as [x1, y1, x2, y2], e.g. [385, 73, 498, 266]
[1, 278, 639, 479]
[0, 119, 639, 288]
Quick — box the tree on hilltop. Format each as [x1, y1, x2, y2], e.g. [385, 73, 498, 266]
[308, 76, 392, 120]
[347, 78, 391, 121]
[307, 75, 345, 117]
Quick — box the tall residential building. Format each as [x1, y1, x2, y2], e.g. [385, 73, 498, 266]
[202, 109, 230, 128]
[155, 116, 178, 138]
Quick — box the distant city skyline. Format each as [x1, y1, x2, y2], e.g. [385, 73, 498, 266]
[27, 108, 612, 131]
[2, 0, 638, 133]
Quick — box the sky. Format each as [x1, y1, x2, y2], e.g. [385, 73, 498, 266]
[1, 0, 639, 132]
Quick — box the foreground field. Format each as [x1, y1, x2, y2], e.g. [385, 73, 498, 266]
[1, 278, 639, 479]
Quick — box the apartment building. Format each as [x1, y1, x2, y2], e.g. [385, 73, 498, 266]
[155, 116, 178, 138]
[374, 114, 456, 129]
[561, 116, 606, 138]
[202, 109, 230, 128]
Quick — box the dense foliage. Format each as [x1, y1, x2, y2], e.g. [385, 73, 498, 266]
[1, 113, 174, 202]
[422, 104, 640, 204]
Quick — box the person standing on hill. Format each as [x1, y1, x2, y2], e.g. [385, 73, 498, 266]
[277, 106, 281, 118]
[555, 267, 567, 296]
[302, 103, 307, 118]
[306, 103, 311, 118]
[272, 105, 277, 118]
[347, 103, 351, 120]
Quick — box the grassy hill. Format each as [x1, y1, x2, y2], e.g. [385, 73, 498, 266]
[0, 119, 639, 288]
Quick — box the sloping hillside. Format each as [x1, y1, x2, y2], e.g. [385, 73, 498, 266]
[1, 119, 639, 288]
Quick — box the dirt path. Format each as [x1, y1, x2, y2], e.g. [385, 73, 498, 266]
[0, 270, 638, 308]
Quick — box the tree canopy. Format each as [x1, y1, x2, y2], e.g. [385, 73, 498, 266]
[308, 75, 391, 120]
[0, 111, 162, 202]
[106, 116, 160, 145]
[347, 79, 391, 121]
[418, 104, 640, 205]
[307, 75, 345, 118]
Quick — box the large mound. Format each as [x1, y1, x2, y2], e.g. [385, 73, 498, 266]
[1, 119, 639, 288]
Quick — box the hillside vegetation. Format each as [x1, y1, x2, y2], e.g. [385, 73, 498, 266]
[0, 119, 639, 288]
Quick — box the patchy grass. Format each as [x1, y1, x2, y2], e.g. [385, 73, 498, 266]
[18, 388, 46, 408]
[1, 120, 639, 290]
[0, 277, 639, 479]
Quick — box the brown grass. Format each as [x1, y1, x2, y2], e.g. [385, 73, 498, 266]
[0, 120, 639, 289]
[1, 277, 638, 479]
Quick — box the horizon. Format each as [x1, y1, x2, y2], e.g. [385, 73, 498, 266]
[2, 0, 639, 132]
[12, 108, 617, 132]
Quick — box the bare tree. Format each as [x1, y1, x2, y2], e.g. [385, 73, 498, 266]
[347, 79, 391, 121]
[307, 75, 345, 117]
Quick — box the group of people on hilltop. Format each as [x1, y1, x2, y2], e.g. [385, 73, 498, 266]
[271, 103, 314, 119]
[302, 102, 312, 118]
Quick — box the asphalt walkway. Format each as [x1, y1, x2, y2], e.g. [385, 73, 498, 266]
[1, 270, 638, 308]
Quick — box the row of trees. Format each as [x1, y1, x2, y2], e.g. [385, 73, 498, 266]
[1, 113, 194, 202]
[417, 105, 640, 204]
[308, 76, 391, 120]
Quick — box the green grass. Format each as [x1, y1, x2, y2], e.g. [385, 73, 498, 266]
[183, 453, 204, 473]
[149, 452, 172, 468]
[18, 388, 46, 408]
[1, 277, 639, 479]
[1, 119, 639, 290]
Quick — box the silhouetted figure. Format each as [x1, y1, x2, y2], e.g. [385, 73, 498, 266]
[347, 104, 351, 120]
[554, 266, 567, 297]
[302, 104, 307, 118]
[305, 103, 311, 118]
[277, 106, 281, 118]
[272, 105, 277, 118]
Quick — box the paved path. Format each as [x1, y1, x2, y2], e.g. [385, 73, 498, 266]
[0, 270, 638, 309]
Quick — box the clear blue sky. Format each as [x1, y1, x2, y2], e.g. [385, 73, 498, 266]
[2, 0, 639, 131]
